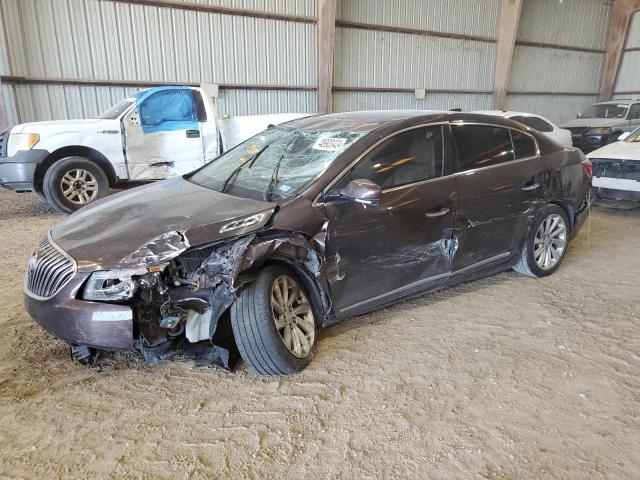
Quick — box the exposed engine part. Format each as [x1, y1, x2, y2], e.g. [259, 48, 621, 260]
[129, 228, 331, 369]
[159, 307, 182, 329]
[185, 309, 215, 343]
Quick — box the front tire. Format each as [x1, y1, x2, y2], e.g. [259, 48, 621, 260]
[231, 265, 317, 376]
[43, 156, 109, 213]
[514, 204, 570, 277]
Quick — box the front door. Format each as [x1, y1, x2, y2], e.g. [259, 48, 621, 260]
[450, 123, 544, 273]
[322, 125, 457, 316]
[123, 88, 205, 180]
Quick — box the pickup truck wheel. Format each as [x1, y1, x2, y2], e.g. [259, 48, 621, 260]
[43, 157, 108, 213]
[230, 265, 317, 376]
[513, 204, 570, 278]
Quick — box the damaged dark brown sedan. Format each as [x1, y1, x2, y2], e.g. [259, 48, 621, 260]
[24, 111, 592, 375]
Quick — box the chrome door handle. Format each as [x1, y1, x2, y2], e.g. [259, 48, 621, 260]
[425, 207, 450, 218]
[522, 182, 540, 191]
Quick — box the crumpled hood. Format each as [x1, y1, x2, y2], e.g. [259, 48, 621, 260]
[587, 140, 640, 160]
[560, 118, 623, 129]
[51, 177, 276, 271]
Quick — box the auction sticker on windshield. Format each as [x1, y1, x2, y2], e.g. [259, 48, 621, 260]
[313, 137, 348, 151]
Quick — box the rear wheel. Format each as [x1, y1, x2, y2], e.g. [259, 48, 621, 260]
[231, 265, 317, 375]
[43, 156, 109, 213]
[514, 204, 570, 277]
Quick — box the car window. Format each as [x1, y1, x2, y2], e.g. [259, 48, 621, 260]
[452, 124, 514, 171]
[138, 89, 198, 133]
[333, 126, 444, 190]
[511, 130, 538, 159]
[626, 128, 640, 142]
[98, 98, 135, 119]
[628, 104, 640, 120]
[511, 115, 553, 132]
[581, 104, 628, 118]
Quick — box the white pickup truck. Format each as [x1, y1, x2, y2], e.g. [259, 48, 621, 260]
[0, 85, 308, 212]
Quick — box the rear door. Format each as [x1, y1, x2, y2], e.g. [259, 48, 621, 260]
[322, 124, 457, 316]
[123, 88, 205, 180]
[451, 122, 543, 274]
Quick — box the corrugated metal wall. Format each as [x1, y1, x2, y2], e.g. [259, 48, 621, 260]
[335, 0, 500, 37]
[0, 0, 633, 127]
[515, 0, 609, 50]
[332, 0, 498, 112]
[0, 0, 316, 126]
[613, 11, 640, 97]
[506, 0, 610, 124]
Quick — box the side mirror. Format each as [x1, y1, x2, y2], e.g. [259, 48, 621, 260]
[618, 131, 631, 141]
[576, 113, 583, 119]
[339, 179, 381, 206]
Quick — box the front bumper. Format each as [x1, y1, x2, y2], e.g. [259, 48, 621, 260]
[570, 132, 615, 153]
[24, 274, 134, 351]
[590, 158, 640, 202]
[0, 149, 49, 191]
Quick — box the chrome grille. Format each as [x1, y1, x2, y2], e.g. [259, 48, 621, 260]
[25, 234, 76, 299]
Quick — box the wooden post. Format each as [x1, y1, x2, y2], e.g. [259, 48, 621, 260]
[600, 0, 640, 100]
[492, 0, 524, 110]
[317, 0, 336, 113]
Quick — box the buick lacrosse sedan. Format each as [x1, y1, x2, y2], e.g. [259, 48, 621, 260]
[24, 111, 592, 375]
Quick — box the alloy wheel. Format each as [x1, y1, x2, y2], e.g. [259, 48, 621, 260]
[270, 274, 315, 358]
[534, 213, 567, 270]
[60, 168, 98, 205]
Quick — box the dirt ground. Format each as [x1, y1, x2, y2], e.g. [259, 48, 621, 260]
[0, 189, 638, 480]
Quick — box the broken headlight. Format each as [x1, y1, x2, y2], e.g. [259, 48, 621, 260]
[82, 271, 139, 302]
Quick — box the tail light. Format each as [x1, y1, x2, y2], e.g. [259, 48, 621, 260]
[581, 160, 593, 182]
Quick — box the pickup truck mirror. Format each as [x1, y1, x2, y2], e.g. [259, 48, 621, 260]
[618, 131, 631, 141]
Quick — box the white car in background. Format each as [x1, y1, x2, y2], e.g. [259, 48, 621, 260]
[472, 110, 573, 148]
[587, 128, 640, 203]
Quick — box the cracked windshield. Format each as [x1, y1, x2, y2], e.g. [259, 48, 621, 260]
[189, 126, 365, 202]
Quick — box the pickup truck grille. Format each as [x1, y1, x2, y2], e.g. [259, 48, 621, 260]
[0, 130, 8, 158]
[591, 158, 640, 182]
[25, 234, 77, 299]
[567, 127, 589, 136]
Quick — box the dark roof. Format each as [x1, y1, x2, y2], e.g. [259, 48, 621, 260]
[285, 110, 449, 132]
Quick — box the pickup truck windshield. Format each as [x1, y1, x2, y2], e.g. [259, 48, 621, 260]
[581, 104, 628, 119]
[98, 98, 135, 119]
[189, 126, 365, 202]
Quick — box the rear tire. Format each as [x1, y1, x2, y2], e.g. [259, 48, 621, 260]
[43, 156, 109, 213]
[514, 204, 570, 277]
[230, 265, 317, 376]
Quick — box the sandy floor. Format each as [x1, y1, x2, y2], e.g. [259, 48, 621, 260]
[0, 189, 638, 479]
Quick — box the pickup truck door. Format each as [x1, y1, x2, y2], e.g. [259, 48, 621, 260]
[123, 88, 205, 181]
